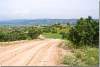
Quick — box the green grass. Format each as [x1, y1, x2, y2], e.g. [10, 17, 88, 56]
[42, 33, 62, 39]
[61, 40, 99, 66]
[62, 46, 99, 66]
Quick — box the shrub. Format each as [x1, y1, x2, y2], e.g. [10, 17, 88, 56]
[0, 26, 42, 42]
[63, 55, 76, 65]
[67, 16, 99, 47]
[28, 28, 41, 39]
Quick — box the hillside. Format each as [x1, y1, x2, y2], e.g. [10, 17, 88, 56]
[0, 19, 77, 26]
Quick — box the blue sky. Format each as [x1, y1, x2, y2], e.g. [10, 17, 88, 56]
[0, 0, 99, 19]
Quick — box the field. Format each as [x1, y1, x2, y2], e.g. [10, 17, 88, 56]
[42, 33, 62, 39]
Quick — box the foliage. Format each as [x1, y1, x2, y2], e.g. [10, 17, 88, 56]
[0, 16, 99, 47]
[42, 23, 71, 39]
[28, 27, 41, 39]
[0, 26, 41, 41]
[63, 47, 99, 66]
[42, 33, 62, 39]
[63, 55, 77, 65]
[67, 16, 99, 47]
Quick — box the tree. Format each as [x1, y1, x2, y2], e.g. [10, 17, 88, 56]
[28, 28, 41, 39]
[67, 16, 99, 47]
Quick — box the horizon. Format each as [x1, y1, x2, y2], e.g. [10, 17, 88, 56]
[0, 0, 99, 20]
[0, 15, 99, 21]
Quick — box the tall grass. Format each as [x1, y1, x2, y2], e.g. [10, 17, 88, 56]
[62, 41, 99, 66]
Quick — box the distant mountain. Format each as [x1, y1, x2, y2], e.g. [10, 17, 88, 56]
[0, 19, 78, 26]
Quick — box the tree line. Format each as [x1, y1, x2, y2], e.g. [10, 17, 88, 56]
[0, 16, 99, 47]
[0, 26, 41, 41]
[62, 16, 99, 47]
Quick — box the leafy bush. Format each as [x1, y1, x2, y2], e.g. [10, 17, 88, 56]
[67, 16, 99, 47]
[63, 55, 76, 65]
[83, 48, 99, 65]
[28, 29, 41, 39]
[0, 26, 41, 42]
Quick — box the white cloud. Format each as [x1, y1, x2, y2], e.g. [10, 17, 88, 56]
[0, 0, 99, 19]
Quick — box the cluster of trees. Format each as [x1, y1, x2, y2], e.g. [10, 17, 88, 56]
[42, 16, 98, 47]
[65, 16, 99, 47]
[0, 16, 99, 47]
[0, 23, 70, 42]
[41, 23, 70, 34]
[0, 26, 41, 42]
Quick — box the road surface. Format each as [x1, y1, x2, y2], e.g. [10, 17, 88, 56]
[0, 39, 63, 66]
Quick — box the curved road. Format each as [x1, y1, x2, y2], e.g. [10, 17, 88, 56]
[0, 39, 62, 66]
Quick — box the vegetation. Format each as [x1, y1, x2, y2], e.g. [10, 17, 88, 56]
[0, 22, 70, 42]
[41, 16, 99, 66]
[42, 33, 62, 39]
[0, 16, 99, 66]
[62, 47, 99, 66]
[0, 26, 41, 41]
[66, 16, 99, 47]
[62, 16, 99, 66]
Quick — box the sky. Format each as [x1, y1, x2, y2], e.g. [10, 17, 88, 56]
[0, 0, 99, 19]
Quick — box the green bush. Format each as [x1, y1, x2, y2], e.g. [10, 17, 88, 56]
[67, 16, 99, 47]
[28, 27, 41, 39]
[63, 55, 76, 65]
[0, 26, 41, 42]
[84, 48, 99, 65]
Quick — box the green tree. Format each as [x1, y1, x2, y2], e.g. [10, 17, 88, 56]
[67, 16, 99, 47]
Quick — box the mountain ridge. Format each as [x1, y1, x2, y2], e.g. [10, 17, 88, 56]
[0, 19, 77, 25]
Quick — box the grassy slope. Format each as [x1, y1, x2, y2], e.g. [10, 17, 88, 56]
[42, 33, 62, 39]
[62, 40, 99, 66]
[42, 33, 99, 66]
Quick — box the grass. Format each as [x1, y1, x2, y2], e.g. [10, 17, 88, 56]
[42, 33, 62, 39]
[62, 48, 99, 66]
[62, 40, 99, 66]
[42, 33, 99, 66]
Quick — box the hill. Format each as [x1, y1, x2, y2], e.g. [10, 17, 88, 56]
[0, 19, 77, 26]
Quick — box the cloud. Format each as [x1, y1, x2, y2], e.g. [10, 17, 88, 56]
[0, 0, 99, 19]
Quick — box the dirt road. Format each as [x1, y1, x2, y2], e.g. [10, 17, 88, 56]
[0, 39, 63, 66]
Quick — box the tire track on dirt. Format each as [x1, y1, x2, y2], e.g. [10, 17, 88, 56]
[39, 40, 62, 66]
[0, 40, 53, 66]
[0, 39, 63, 66]
[0, 40, 49, 64]
[28, 39, 62, 66]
